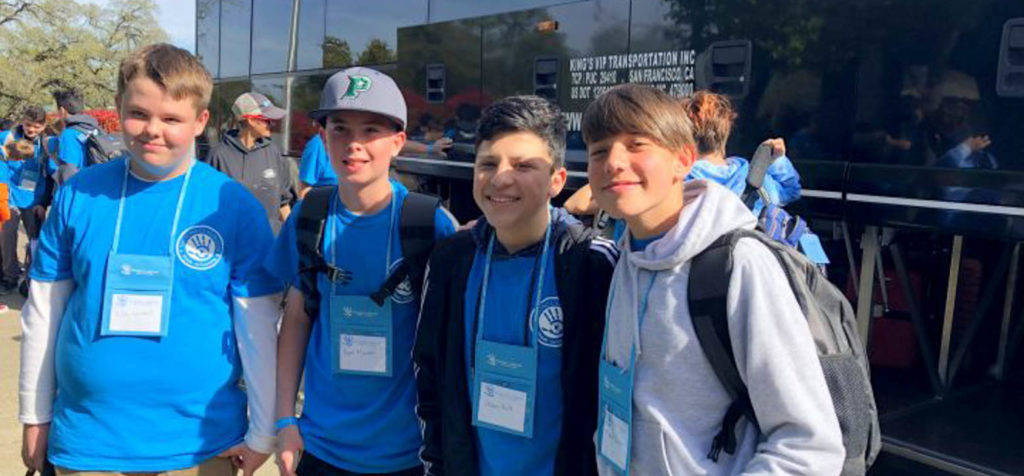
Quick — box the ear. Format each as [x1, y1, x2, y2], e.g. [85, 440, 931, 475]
[192, 109, 211, 137]
[549, 166, 568, 199]
[390, 130, 407, 157]
[672, 144, 696, 181]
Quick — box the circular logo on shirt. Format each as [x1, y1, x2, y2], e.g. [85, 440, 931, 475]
[176, 225, 225, 271]
[530, 297, 564, 348]
[388, 258, 415, 304]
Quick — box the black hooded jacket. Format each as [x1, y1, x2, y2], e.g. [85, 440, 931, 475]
[413, 209, 618, 476]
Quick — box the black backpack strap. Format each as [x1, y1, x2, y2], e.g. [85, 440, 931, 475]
[370, 192, 441, 306]
[295, 186, 347, 320]
[688, 231, 761, 462]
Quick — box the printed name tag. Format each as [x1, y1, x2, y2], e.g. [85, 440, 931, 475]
[108, 294, 164, 333]
[338, 333, 387, 373]
[476, 382, 528, 433]
[600, 407, 630, 470]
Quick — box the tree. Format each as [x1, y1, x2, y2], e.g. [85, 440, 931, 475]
[357, 38, 395, 65]
[0, 0, 166, 118]
[322, 35, 352, 68]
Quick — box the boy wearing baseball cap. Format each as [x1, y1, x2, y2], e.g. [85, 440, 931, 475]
[19, 43, 281, 474]
[207, 92, 295, 233]
[267, 67, 457, 474]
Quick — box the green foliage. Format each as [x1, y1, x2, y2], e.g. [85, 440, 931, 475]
[323, 35, 352, 68]
[357, 38, 395, 65]
[0, 0, 167, 119]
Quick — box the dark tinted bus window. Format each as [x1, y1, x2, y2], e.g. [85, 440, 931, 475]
[851, 0, 1024, 170]
[324, 0, 427, 67]
[289, 74, 332, 154]
[296, 0, 326, 71]
[219, 0, 252, 77]
[428, 0, 582, 23]
[251, 0, 293, 74]
[197, 0, 220, 77]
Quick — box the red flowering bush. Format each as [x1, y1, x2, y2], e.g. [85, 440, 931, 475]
[83, 109, 120, 132]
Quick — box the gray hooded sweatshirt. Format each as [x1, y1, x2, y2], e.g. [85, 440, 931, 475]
[206, 129, 295, 234]
[598, 180, 844, 476]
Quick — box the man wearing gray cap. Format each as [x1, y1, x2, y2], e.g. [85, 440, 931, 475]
[207, 92, 296, 233]
[266, 67, 457, 475]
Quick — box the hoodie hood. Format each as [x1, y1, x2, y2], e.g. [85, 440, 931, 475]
[64, 114, 100, 130]
[222, 128, 273, 154]
[621, 180, 757, 272]
[470, 207, 580, 257]
[688, 156, 749, 196]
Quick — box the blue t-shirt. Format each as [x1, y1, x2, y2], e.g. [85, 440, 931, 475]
[264, 181, 456, 472]
[31, 159, 282, 471]
[0, 129, 58, 209]
[463, 233, 564, 476]
[298, 135, 337, 187]
[58, 126, 89, 169]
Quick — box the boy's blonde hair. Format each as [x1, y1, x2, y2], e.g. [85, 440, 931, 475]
[4, 139, 35, 161]
[116, 43, 213, 112]
[581, 84, 695, 152]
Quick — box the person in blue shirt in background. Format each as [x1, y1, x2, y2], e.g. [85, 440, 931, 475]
[0, 105, 57, 293]
[19, 43, 280, 475]
[296, 126, 337, 197]
[269, 67, 457, 475]
[414, 96, 617, 476]
[53, 89, 99, 171]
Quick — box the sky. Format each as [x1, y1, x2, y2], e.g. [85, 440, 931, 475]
[81, 0, 196, 52]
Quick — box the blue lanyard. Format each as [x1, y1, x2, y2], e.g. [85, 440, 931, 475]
[600, 270, 659, 373]
[475, 221, 553, 349]
[111, 158, 193, 254]
[328, 188, 397, 286]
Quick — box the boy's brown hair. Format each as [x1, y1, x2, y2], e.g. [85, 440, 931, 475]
[682, 91, 737, 156]
[581, 83, 695, 152]
[116, 43, 213, 112]
[4, 139, 36, 161]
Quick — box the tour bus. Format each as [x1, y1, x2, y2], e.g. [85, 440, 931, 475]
[196, 1, 1024, 474]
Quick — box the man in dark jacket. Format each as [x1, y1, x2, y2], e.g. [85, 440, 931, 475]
[414, 96, 617, 476]
[207, 92, 295, 233]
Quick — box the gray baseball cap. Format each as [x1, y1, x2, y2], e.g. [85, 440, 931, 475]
[309, 67, 407, 130]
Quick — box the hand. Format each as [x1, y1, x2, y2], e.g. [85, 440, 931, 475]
[218, 443, 271, 476]
[431, 137, 453, 157]
[761, 138, 786, 159]
[22, 423, 49, 471]
[32, 205, 46, 221]
[965, 135, 991, 152]
[276, 425, 304, 476]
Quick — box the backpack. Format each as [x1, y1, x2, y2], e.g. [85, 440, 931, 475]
[69, 123, 129, 166]
[295, 185, 441, 320]
[688, 228, 881, 475]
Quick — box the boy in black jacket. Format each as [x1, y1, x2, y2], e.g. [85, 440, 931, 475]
[414, 96, 617, 476]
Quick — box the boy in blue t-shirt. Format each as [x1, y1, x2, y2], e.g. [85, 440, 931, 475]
[297, 130, 338, 197]
[0, 105, 57, 291]
[267, 67, 457, 475]
[19, 43, 281, 474]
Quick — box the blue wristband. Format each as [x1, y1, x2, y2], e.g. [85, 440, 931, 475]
[275, 416, 299, 431]
[427, 143, 433, 155]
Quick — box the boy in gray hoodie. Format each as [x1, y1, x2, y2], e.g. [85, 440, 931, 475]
[584, 84, 844, 475]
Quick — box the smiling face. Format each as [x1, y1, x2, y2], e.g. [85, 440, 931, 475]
[119, 76, 208, 175]
[473, 131, 566, 232]
[321, 110, 405, 188]
[20, 121, 45, 140]
[587, 132, 692, 222]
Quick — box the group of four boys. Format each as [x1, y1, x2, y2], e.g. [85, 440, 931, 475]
[20, 43, 843, 475]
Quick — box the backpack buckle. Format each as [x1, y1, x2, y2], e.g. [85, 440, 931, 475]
[325, 265, 352, 284]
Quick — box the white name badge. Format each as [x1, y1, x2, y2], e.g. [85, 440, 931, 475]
[601, 407, 630, 471]
[108, 293, 164, 333]
[338, 333, 388, 373]
[476, 382, 528, 433]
